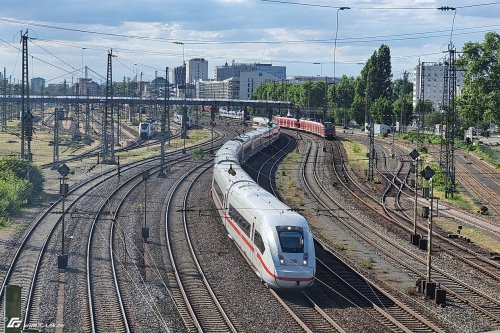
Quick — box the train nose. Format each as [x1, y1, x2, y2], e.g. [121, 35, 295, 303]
[274, 267, 315, 289]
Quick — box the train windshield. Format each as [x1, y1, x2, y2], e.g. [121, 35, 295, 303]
[276, 226, 304, 253]
[325, 122, 333, 129]
[141, 124, 148, 129]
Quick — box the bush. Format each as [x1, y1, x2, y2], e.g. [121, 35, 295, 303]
[0, 172, 30, 225]
[0, 157, 45, 203]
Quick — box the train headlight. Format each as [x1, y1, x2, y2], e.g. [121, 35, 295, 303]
[279, 253, 285, 265]
[303, 253, 308, 266]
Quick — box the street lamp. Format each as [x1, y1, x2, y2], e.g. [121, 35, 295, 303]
[173, 41, 185, 64]
[334, 6, 350, 128]
[313, 62, 322, 76]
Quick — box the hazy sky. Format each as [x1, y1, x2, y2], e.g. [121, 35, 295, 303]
[0, 0, 498, 84]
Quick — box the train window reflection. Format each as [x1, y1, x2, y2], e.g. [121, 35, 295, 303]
[276, 226, 304, 253]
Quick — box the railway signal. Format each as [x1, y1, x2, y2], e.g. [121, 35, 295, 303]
[142, 170, 150, 242]
[409, 149, 421, 246]
[57, 163, 70, 270]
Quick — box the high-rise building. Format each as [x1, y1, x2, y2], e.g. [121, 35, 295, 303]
[172, 65, 186, 87]
[216, 61, 286, 81]
[31, 77, 45, 94]
[413, 60, 464, 110]
[196, 78, 239, 99]
[239, 71, 279, 100]
[187, 58, 208, 83]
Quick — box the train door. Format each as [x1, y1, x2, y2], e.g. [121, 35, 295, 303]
[250, 223, 256, 265]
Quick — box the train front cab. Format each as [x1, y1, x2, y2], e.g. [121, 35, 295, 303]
[268, 215, 316, 289]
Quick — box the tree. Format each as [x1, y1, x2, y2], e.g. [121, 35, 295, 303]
[414, 100, 434, 129]
[457, 32, 500, 126]
[392, 75, 413, 126]
[371, 96, 393, 124]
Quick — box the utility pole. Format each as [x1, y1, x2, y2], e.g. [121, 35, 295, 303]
[21, 30, 31, 160]
[1, 67, 6, 131]
[102, 50, 115, 164]
[159, 66, 169, 178]
[53, 108, 60, 168]
[444, 47, 457, 198]
[85, 90, 91, 136]
[139, 71, 143, 122]
[74, 83, 81, 140]
[417, 60, 425, 152]
[400, 71, 407, 133]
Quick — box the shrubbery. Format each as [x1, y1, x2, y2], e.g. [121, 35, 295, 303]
[0, 157, 45, 227]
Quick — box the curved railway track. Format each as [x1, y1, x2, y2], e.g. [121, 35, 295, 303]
[164, 161, 239, 332]
[0, 127, 226, 332]
[296, 134, 446, 332]
[327, 136, 500, 326]
[339, 135, 500, 281]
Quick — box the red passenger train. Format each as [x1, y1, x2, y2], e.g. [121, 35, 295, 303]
[274, 116, 336, 140]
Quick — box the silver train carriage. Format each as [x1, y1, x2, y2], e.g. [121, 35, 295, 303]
[174, 112, 192, 128]
[139, 121, 157, 139]
[212, 124, 316, 289]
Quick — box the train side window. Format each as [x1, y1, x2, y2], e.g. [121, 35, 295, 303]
[254, 230, 265, 254]
[213, 180, 224, 204]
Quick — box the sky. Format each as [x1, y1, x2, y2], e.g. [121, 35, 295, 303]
[0, 0, 498, 85]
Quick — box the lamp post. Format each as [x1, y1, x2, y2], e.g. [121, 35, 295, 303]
[334, 6, 350, 129]
[173, 41, 185, 64]
[174, 41, 187, 102]
[313, 62, 322, 76]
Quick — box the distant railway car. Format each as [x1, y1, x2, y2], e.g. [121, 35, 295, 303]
[212, 124, 316, 289]
[324, 121, 335, 140]
[252, 117, 273, 128]
[219, 108, 251, 121]
[139, 120, 157, 139]
[55, 108, 65, 120]
[174, 113, 192, 129]
[274, 116, 335, 139]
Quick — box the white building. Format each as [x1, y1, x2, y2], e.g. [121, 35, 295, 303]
[186, 58, 208, 84]
[239, 71, 279, 100]
[196, 78, 239, 99]
[413, 60, 464, 110]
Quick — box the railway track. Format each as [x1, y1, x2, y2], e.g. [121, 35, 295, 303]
[297, 135, 446, 332]
[164, 161, 239, 332]
[337, 135, 500, 282]
[326, 137, 500, 326]
[0, 128, 225, 332]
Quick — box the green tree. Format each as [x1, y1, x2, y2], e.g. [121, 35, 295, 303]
[414, 100, 434, 129]
[371, 96, 393, 124]
[457, 31, 500, 126]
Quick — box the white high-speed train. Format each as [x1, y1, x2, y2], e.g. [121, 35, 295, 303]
[212, 124, 316, 289]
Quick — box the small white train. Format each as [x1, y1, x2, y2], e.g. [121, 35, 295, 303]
[212, 124, 316, 289]
[139, 120, 157, 139]
[174, 112, 192, 128]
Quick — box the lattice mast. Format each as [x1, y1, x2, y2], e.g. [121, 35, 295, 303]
[21, 30, 31, 160]
[101, 50, 115, 163]
[444, 47, 457, 197]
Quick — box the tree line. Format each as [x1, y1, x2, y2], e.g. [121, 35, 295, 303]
[253, 32, 499, 133]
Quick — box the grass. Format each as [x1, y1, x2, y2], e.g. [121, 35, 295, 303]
[116, 128, 211, 163]
[275, 150, 308, 215]
[333, 242, 357, 251]
[433, 217, 500, 254]
[0, 119, 99, 165]
[342, 140, 368, 179]
[361, 259, 374, 270]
